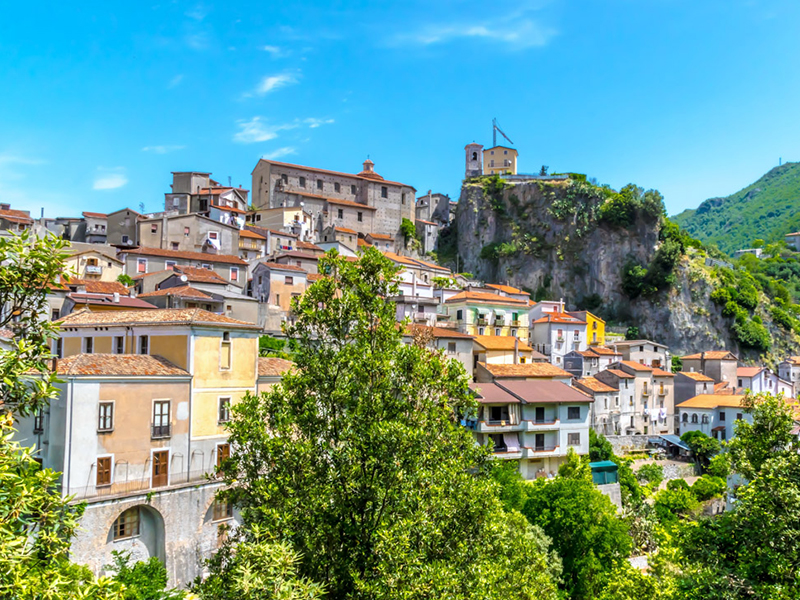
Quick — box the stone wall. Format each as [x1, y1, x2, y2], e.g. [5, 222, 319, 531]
[597, 482, 622, 508]
[605, 434, 650, 454]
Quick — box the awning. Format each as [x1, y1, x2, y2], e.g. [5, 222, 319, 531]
[649, 434, 690, 451]
[503, 433, 520, 451]
[711, 426, 726, 432]
[494, 309, 507, 316]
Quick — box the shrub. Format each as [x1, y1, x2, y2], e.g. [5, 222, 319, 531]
[400, 217, 417, 241]
[667, 478, 690, 492]
[636, 463, 664, 488]
[732, 318, 771, 352]
[770, 305, 797, 330]
[621, 263, 650, 299]
[690, 475, 727, 501]
[653, 487, 700, 523]
[706, 453, 731, 479]
[710, 287, 733, 305]
[599, 193, 636, 227]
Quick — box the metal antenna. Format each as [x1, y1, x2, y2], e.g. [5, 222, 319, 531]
[492, 118, 514, 147]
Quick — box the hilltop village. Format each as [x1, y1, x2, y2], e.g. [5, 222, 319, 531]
[4, 142, 800, 587]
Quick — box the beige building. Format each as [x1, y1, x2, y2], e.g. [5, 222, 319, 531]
[119, 246, 247, 287]
[483, 146, 518, 175]
[63, 248, 124, 282]
[472, 335, 545, 366]
[138, 213, 241, 257]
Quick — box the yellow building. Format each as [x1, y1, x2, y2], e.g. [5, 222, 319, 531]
[483, 146, 518, 175]
[63, 248, 124, 282]
[568, 310, 606, 346]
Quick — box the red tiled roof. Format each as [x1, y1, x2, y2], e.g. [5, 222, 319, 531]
[532, 312, 586, 325]
[604, 369, 635, 379]
[367, 232, 394, 241]
[682, 351, 738, 361]
[239, 228, 266, 239]
[737, 366, 765, 378]
[445, 291, 528, 306]
[592, 347, 622, 356]
[67, 293, 158, 309]
[326, 197, 377, 210]
[174, 266, 228, 284]
[258, 159, 416, 190]
[357, 239, 372, 248]
[211, 203, 246, 214]
[265, 263, 308, 274]
[652, 368, 675, 377]
[479, 362, 572, 379]
[55, 307, 259, 329]
[121, 246, 246, 265]
[54, 354, 190, 376]
[679, 371, 715, 382]
[272, 251, 319, 261]
[473, 335, 532, 351]
[62, 279, 130, 295]
[258, 357, 295, 377]
[497, 379, 593, 403]
[620, 360, 653, 372]
[485, 283, 529, 296]
[405, 324, 474, 339]
[297, 240, 323, 252]
[575, 377, 617, 393]
[82, 211, 108, 219]
[469, 382, 520, 404]
[415, 219, 437, 226]
[138, 286, 214, 300]
[307, 273, 324, 282]
[334, 226, 358, 234]
[0, 209, 33, 224]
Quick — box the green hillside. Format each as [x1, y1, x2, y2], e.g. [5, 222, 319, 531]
[672, 161, 800, 255]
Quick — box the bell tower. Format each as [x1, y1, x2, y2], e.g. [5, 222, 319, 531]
[465, 143, 483, 177]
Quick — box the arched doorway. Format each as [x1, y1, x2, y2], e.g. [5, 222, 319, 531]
[107, 504, 166, 564]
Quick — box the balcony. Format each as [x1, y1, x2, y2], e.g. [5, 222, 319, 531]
[556, 336, 565, 343]
[522, 419, 561, 431]
[494, 318, 506, 327]
[522, 445, 561, 458]
[85, 265, 103, 275]
[510, 319, 521, 327]
[477, 317, 489, 326]
[658, 388, 667, 396]
[642, 389, 651, 397]
[489, 448, 524, 460]
[68, 468, 213, 501]
[151, 423, 172, 439]
[475, 420, 524, 433]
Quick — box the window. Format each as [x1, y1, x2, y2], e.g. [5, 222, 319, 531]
[736, 413, 743, 420]
[381, 186, 388, 198]
[55, 338, 62, 358]
[98, 402, 114, 432]
[337, 209, 344, 219]
[97, 456, 112, 487]
[202, 263, 211, 270]
[152, 401, 170, 438]
[33, 410, 44, 434]
[456, 310, 463, 320]
[209, 231, 219, 241]
[281, 174, 288, 183]
[401, 192, 406, 204]
[139, 335, 149, 354]
[567, 406, 580, 420]
[682, 413, 688, 423]
[504, 150, 508, 155]
[719, 411, 726, 422]
[151, 223, 158, 233]
[334, 182, 341, 193]
[317, 179, 323, 190]
[285, 275, 294, 285]
[738, 379, 743, 387]
[165, 260, 177, 269]
[275, 294, 280, 306]
[217, 442, 231, 467]
[478, 327, 485, 335]
[84, 337, 93, 354]
[568, 433, 580, 446]
[447, 342, 456, 354]
[213, 498, 233, 521]
[113, 508, 140, 540]
[171, 242, 179, 251]
[299, 176, 306, 188]
[230, 267, 239, 282]
[184, 226, 190, 237]
[691, 414, 698, 424]
[137, 258, 147, 274]
[122, 235, 130, 244]
[573, 330, 579, 339]
[109, 335, 123, 354]
[351, 184, 357, 194]
[357, 211, 363, 222]
[218, 397, 231, 423]
[220, 333, 231, 370]
[51, 308, 60, 320]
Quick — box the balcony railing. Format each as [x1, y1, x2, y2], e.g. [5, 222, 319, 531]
[658, 388, 666, 396]
[510, 319, 520, 327]
[556, 336, 564, 343]
[642, 389, 650, 397]
[529, 444, 559, 453]
[67, 468, 214, 501]
[151, 423, 172, 439]
[494, 318, 506, 327]
[477, 318, 489, 326]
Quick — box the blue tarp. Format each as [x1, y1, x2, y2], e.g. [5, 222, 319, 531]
[649, 434, 690, 451]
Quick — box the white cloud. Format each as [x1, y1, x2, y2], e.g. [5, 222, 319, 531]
[262, 45, 283, 56]
[168, 74, 184, 88]
[142, 145, 186, 154]
[185, 4, 208, 21]
[262, 147, 297, 160]
[0, 153, 46, 181]
[233, 118, 294, 144]
[303, 118, 335, 128]
[255, 72, 299, 95]
[93, 168, 128, 191]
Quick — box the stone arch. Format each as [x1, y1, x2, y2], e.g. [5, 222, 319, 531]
[106, 504, 166, 565]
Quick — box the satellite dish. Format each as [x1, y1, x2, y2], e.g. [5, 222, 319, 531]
[180, 275, 188, 282]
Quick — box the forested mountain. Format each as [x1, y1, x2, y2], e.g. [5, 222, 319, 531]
[673, 162, 800, 254]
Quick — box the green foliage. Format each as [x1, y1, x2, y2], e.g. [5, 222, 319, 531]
[0, 232, 70, 416]
[599, 184, 664, 228]
[522, 476, 632, 600]
[479, 241, 517, 262]
[192, 527, 323, 600]
[432, 276, 460, 289]
[625, 326, 640, 341]
[117, 273, 135, 287]
[635, 463, 664, 489]
[671, 355, 682, 373]
[666, 478, 690, 492]
[490, 461, 531, 513]
[672, 161, 800, 255]
[214, 248, 560, 599]
[731, 317, 771, 352]
[621, 238, 683, 299]
[596, 562, 657, 600]
[589, 430, 614, 462]
[558, 447, 591, 480]
[706, 453, 731, 479]
[258, 335, 290, 359]
[105, 551, 183, 600]
[400, 217, 417, 242]
[690, 475, 726, 501]
[653, 487, 700, 523]
[680, 430, 721, 472]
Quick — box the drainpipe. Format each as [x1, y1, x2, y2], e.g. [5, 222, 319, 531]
[514, 337, 519, 365]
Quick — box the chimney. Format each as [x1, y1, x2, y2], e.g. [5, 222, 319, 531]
[113, 292, 120, 303]
[0, 203, 10, 211]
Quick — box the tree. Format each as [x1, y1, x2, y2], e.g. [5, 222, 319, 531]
[116, 273, 135, 287]
[625, 326, 640, 340]
[558, 447, 591, 480]
[589, 430, 614, 462]
[258, 334, 290, 359]
[522, 476, 632, 600]
[105, 551, 183, 600]
[596, 562, 657, 600]
[212, 248, 560, 599]
[652, 487, 699, 524]
[727, 391, 796, 480]
[680, 431, 720, 472]
[400, 217, 417, 244]
[0, 231, 69, 416]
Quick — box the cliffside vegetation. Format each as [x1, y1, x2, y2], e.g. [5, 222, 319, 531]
[673, 161, 800, 255]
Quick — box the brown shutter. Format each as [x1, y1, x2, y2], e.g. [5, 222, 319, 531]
[217, 443, 230, 467]
[152, 450, 169, 487]
[97, 457, 112, 486]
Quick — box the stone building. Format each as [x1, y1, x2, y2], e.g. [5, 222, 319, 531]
[138, 213, 241, 256]
[250, 158, 415, 249]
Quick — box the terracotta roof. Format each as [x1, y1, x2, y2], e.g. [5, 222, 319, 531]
[408, 257, 450, 273]
[0, 208, 33, 224]
[567, 310, 605, 324]
[445, 291, 528, 306]
[592, 346, 622, 356]
[67, 293, 158, 309]
[174, 266, 229, 284]
[604, 369, 635, 379]
[383, 251, 425, 267]
[405, 324, 474, 339]
[714, 382, 732, 393]
[620, 360, 653, 372]
[334, 226, 358, 234]
[54, 354, 189, 377]
[532, 312, 586, 325]
[265, 263, 308, 274]
[652, 368, 675, 377]
[610, 339, 668, 349]
[296, 240, 323, 252]
[62, 279, 130, 295]
[469, 382, 520, 404]
[416, 219, 437, 226]
[783, 356, 800, 366]
[473, 335, 533, 351]
[479, 362, 572, 379]
[367, 232, 394, 241]
[273, 251, 320, 261]
[497, 379, 593, 403]
[678, 394, 746, 409]
[239, 228, 266, 239]
[679, 371, 715, 382]
[737, 366, 765, 378]
[485, 283, 529, 296]
[258, 159, 415, 190]
[82, 211, 107, 219]
[121, 246, 246, 265]
[575, 377, 617, 393]
[138, 286, 214, 300]
[307, 273, 324, 282]
[55, 307, 259, 329]
[258, 357, 294, 377]
[358, 239, 372, 248]
[211, 203, 246, 214]
[682, 351, 738, 361]
[246, 225, 299, 239]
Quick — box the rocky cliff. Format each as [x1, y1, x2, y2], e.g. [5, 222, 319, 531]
[451, 177, 796, 360]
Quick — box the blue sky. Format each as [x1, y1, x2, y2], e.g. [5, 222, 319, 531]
[2, 0, 800, 219]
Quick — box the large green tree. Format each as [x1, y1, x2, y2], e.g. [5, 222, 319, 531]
[208, 248, 560, 599]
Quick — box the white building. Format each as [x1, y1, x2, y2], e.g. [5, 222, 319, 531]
[737, 366, 793, 397]
[529, 312, 587, 367]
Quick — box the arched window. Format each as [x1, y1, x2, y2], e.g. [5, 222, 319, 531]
[113, 507, 140, 540]
[691, 414, 698, 424]
[472, 152, 477, 160]
[682, 413, 688, 423]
